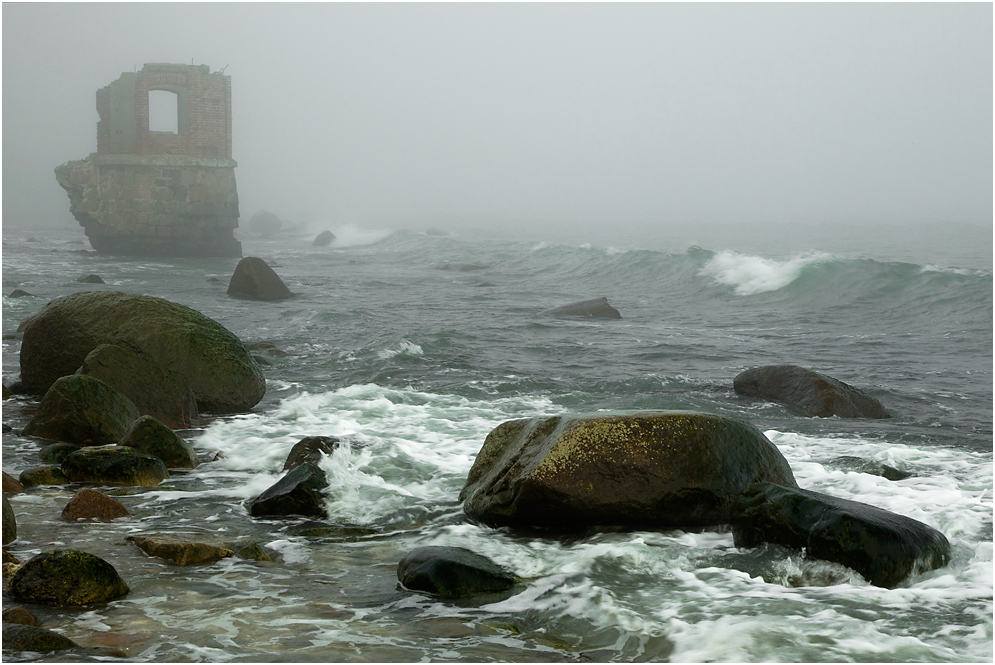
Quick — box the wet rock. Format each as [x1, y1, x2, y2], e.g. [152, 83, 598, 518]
[244, 341, 289, 357]
[312, 230, 336, 246]
[232, 541, 277, 562]
[459, 411, 797, 528]
[397, 546, 518, 598]
[16, 313, 37, 333]
[2, 624, 79, 653]
[23, 374, 141, 446]
[76, 274, 105, 284]
[3, 494, 15, 545]
[248, 462, 329, 518]
[119, 416, 199, 469]
[127, 535, 233, 566]
[3, 470, 25, 493]
[3, 550, 20, 564]
[77, 344, 199, 429]
[247, 210, 281, 235]
[38, 443, 83, 465]
[283, 435, 340, 471]
[827, 456, 913, 481]
[9, 550, 130, 606]
[18, 291, 265, 413]
[9, 289, 33, 298]
[61, 445, 168, 487]
[539, 297, 621, 319]
[252, 354, 270, 366]
[733, 365, 890, 419]
[227, 256, 294, 301]
[2, 606, 39, 626]
[18, 466, 70, 488]
[2, 384, 9, 400]
[730, 482, 951, 588]
[62, 488, 129, 521]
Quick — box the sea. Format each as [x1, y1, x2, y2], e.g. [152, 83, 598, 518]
[1, 220, 992, 662]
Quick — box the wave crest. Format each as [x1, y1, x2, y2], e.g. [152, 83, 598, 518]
[699, 251, 834, 295]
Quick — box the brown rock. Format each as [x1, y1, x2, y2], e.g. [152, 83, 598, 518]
[3, 606, 39, 626]
[62, 488, 130, 522]
[127, 536, 233, 566]
[3, 471, 24, 493]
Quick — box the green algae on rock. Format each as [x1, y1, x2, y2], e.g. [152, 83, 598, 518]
[9, 550, 129, 606]
[119, 415, 199, 469]
[23, 374, 141, 446]
[62, 445, 168, 487]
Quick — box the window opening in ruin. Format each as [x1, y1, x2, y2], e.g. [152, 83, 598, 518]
[148, 89, 179, 133]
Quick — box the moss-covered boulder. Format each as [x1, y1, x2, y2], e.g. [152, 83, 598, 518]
[730, 483, 951, 588]
[9, 550, 130, 606]
[733, 365, 890, 419]
[38, 443, 83, 465]
[459, 411, 797, 528]
[77, 344, 199, 429]
[127, 535, 233, 566]
[61, 445, 168, 487]
[18, 291, 265, 413]
[22, 375, 140, 446]
[3, 493, 15, 545]
[62, 488, 129, 521]
[227, 257, 294, 301]
[248, 462, 329, 518]
[119, 416, 199, 469]
[18, 466, 70, 488]
[2, 624, 79, 653]
[397, 546, 518, 598]
[283, 435, 340, 471]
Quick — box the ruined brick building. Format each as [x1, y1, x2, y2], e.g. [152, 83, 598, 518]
[55, 63, 242, 257]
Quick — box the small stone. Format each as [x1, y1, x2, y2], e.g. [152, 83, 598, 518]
[8, 289, 33, 298]
[62, 488, 130, 521]
[3, 606, 39, 626]
[127, 535, 233, 566]
[76, 274, 105, 284]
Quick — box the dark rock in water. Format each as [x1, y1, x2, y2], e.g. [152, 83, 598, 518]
[227, 256, 294, 300]
[119, 416, 199, 469]
[3, 494, 16, 545]
[23, 375, 141, 446]
[730, 482, 951, 588]
[248, 462, 329, 518]
[231, 541, 277, 562]
[247, 210, 281, 235]
[18, 466, 70, 488]
[252, 354, 270, 366]
[76, 274, 105, 284]
[127, 535, 233, 566]
[827, 456, 913, 481]
[16, 313, 37, 332]
[397, 546, 518, 598]
[3, 606, 39, 626]
[2, 624, 79, 653]
[62, 488, 130, 521]
[206, 276, 222, 283]
[283, 435, 340, 471]
[2, 383, 9, 399]
[9, 289, 33, 298]
[733, 365, 890, 419]
[245, 341, 290, 357]
[61, 445, 168, 487]
[312, 230, 336, 246]
[438, 262, 489, 272]
[18, 291, 265, 413]
[3, 470, 25, 493]
[460, 411, 797, 528]
[10, 550, 129, 606]
[77, 344, 199, 429]
[39, 443, 83, 465]
[539, 297, 621, 319]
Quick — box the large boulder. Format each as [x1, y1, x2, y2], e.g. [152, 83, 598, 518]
[22, 375, 141, 446]
[397, 546, 519, 598]
[77, 344, 199, 429]
[283, 435, 340, 471]
[2, 624, 79, 653]
[119, 416, 199, 469]
[127, 535, 233, 566]
[9, 550, 129, 606]
[18, 291, 265, 413]
[62, 488, 130, 521]
[227, 257, 293, 301]
[733, 365, 890, 419]
[460, 411, 797, 528]
[312, 230, 336, 247]
[538, 297, 621, 319]
[3, 494, 15, 545]
[730, 483, 951, 588]
[248, 462, 329, 518]
[61, 445, 168, 487]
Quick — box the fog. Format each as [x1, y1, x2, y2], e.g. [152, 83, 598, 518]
[3, 3, 991, 244]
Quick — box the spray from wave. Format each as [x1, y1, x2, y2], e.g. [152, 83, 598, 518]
[699, 250, 834, 295]
[323, 223, 394, 248]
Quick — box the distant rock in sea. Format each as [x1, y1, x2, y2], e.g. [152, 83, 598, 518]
[733, 365, 890, 418]
[312, 230, 336, 247]
[227, 257, 294, 301]
[539, 297, 621, 319]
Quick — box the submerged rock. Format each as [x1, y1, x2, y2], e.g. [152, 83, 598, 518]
[127, 535, 233, 566]
[62, 488, 130, 521]
[76, 274, 105, 284]
[283, 435, 340, 471]
[9, 550, 130, 606]
[23, 374, 141, 446]
[18, 291, 265, 413]
[733, 365, 890, 419]
[9, 289, 34, 298]
[826, 456, 913, 481]
[77, 344, 199, 429]
[397, 546, 518, 598]
[248, 462, 329, 518]
[460, 411, 797, 528]
[227, 257, 294, 301]
[538, 297, 621, 319]
[18, 466, 70, 488]
[730, 482, 950, 588]
[3, 493, 16, 545]
[312, 230, 336, 247]
[2, 624, 79, 653]
[119, 416, 199, 469]
[61, 445, 168, 487]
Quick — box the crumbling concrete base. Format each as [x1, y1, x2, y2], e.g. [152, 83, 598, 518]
[55, 154, 241, 258]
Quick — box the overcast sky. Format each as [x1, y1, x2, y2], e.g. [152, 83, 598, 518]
[2, 3, 991, 237]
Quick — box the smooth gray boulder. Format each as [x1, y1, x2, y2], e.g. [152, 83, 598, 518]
[397, 546, 518, 598]
[733, 365, 890, 418]
[248, 462, 329, 518]
[227, 257, 294, 301]
[539, 297, 621, 319]
[312, 230, 336, 246]
[23, 375, 141, 446]
[119, 416, 199, 469]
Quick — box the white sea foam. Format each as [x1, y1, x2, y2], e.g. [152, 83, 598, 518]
[700, 250, 833, 295]
[377, 339, 424, 359]
[320, 223, 393, 248]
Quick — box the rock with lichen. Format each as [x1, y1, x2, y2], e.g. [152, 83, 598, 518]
[127, 535, 233, 566]
[459, 411, 797, 528]
[9, 550, 129, 606]
[61, 445, 168, 487]
[23, 375, 141, 446]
